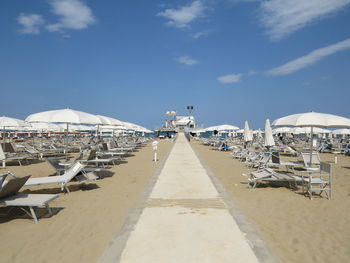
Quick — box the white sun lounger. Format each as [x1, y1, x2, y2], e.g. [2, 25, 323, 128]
[0, 175, 59, 223]
[24, 162, 91, 193]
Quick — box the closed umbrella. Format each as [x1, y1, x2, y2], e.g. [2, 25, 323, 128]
[244, 121, 253, 143]
[272, 111, 350, 165]
[264, 119, 275, 148]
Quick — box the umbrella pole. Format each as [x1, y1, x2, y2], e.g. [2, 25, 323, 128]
[66, 123, 69, 160]
[2, 126, 5, 150]
[310, 127, 313, 166]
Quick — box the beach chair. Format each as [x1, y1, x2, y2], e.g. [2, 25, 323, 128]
[24, 162, 96, 193]
[0, 175, 59, 223]
[301, 151, 321, 169]
[0, 143, 29, 167]
[301, 162, 332, 200]
[81, 149, 121, 167]
[284, 145, 298, 156]
[246, 168, 299, 189]
[268, 152, 297, 172]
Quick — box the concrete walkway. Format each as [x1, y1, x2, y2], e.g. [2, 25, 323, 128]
[115, 133, 260, 263]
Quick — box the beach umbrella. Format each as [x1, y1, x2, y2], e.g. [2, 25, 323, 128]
[291, 127, 330, 135]
[257, 128, 263, 139]
[96, 115, 124, 126]
[243, 121, 253, 142]
[0, 116, 30, 146]
[272, 111, 350, 165]
[26, 108, 103, 125]
[29, 122, 63, 132]
[26, 109, 103, 158]
[206, 124, 239, 131]
[332, 128, 350, 135]
[264, 119, 275, 148]
[272, 127, 293, 134]
[0, 116, 29, 128]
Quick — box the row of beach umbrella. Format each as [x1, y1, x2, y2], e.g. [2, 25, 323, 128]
[0, 108, 153, 134]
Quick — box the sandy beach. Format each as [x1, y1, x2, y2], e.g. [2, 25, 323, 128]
[1, 137, 350, 263]
[0, 139, 173, 263]
[191, 140, 350, 263]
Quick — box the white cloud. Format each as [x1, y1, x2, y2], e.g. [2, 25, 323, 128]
[218, 73, 242, 84]
[260, 0, 350, 41]
[157, 1, 205, 28]
[267, 38, 350, 75]
[17, 13, 44, 34]
[46, 0, 96, 32]
[191, 31, 208, 39]
[177, 56, 199, 66]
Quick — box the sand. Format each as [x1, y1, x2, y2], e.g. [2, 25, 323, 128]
[2, 137, 349, 263]
[191, 140, 350, 263]
[0, 139, 173, 263]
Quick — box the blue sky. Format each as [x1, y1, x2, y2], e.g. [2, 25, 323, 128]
[1, 0, 350, 129]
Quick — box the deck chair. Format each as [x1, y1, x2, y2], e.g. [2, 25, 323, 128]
[301, 151, 321, 169]
[46, 157, 105, 177]
[268, 152, 297, 172]
[246, 168, 300, 189]
[301, 162, 332, 200]
[24, 162, 96, 193]
[0, 175, 59, 223]
[0, 143, 29, 167]
[80, 149, 121, 167]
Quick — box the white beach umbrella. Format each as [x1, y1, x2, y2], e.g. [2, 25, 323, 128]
[272, 111, 350, 165]
[96, 115, 124, 126]
[29, 122, 63, 132]
[244, 121, 253, 142]
[291, 127, 330, 135]
[206, 124, 239, 131]
[0, 116, 30, 128]
[26, 108, 103, 125]
[264, 119, 275, 147]
[272, 127, 293, 134]
[332, 128, 350, 135]
[272, 112, 350, 128]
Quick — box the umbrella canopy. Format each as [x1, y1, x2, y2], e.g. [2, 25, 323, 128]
[243, 121, 253, 142]
[26, 108, 103, 125]
[205, 124, 239, 132]
[272, 112, 350, 128]
[0, 116, 30, 128]
[272, 127, 293, 134]
[28, 122, 63, 132]
[291, 127, 330, 134]
[264, 119, 275, 147]
[273, 111, 350, 166]
[96, 115, 124, 126]
[332, 128, 350, 135]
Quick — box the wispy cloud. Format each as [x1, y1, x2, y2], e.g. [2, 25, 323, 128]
[157, 1, 205, 28]
[260, 0, 350, 41]
[46, 0, 96, 32]
[267, 38, 350, 75]
[17, 13, 44, 34]
[177, 56, 199, 66]
[191, 31, 208, 39]
[218, 73, 242, 84]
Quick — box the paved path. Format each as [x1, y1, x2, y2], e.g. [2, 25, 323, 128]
[117, 133, 260, 263]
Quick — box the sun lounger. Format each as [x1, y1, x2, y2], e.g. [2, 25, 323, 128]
[246, 168, 300, 189]
[268, 152, 298, 172]
[0, 175, 59, 223]
[0, 143, 29, 167]
[24, 162, 97, 193]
